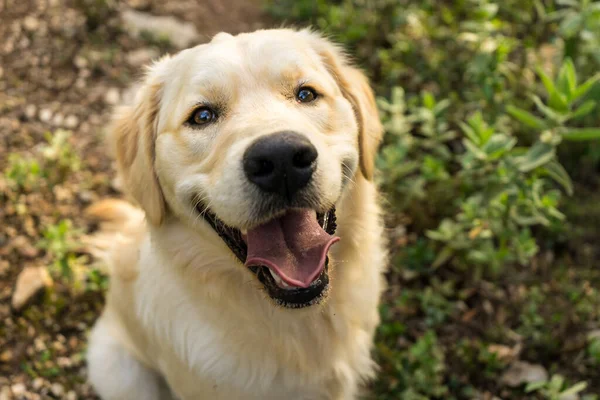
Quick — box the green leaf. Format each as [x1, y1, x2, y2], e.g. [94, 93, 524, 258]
[532, 95, 567, 122]
[537, 67, 557, 98]
[560, 381, 588, 397]
[518, 142, 556, 172]
[432, 246, 454, 269]
[559, 14, 583, 38]
[525, 380, 548, 392]
[422, 92, 435, 109]
[562, 128, 600, 141]
[569, 100, 597, 120]
[506, 105, 547, 129]
[556, 0, 579, 6]
[541, 160, 574, 195]
[557, 58, 577, 100]
[463, 138, 487, 160]
[572, 73, 600, 102]
[482, 135, 517, 159]
[537, 67, 570, 111]
[459, 122, 481, 146]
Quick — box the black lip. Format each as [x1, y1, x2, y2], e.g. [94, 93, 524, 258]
[199, 206, 337, 308]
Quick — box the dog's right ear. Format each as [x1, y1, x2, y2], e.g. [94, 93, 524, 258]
[110, 76, 166, 226]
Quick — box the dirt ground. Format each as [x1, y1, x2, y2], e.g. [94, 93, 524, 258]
[0, 1, 267, 398]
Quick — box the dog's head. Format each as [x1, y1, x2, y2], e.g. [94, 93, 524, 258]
[112, 29, 382, 308]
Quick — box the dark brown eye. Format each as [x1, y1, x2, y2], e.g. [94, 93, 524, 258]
[188, 107, 216, 126]
[296, 87, 318, 103]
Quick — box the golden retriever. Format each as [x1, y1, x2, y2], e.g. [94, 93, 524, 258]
[85, 28, 387, 400]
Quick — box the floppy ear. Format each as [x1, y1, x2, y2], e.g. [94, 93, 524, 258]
[110, 79, 166, 225]
[305, 31, 384, 180]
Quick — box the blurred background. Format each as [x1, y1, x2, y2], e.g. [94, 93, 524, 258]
[1, 0, 600, 399]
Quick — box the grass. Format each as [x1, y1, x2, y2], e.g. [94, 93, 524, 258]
[267, 0, 600, 398]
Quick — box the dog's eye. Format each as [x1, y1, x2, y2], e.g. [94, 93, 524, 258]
[296, 87, 318, 103]
[188, 107, 217, 126]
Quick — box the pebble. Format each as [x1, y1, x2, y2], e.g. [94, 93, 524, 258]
[0, 386, 11, 400]
[64, 114, 79, 129]
[73, 56, 88, 69]
[126, 48, 159, 66]
[32, 378, 44, 390]
[501, 361, 548, 387]
[50, 383, 64, 397]
[10, 383, 25, 395]
[0, 350, 12, 362]
[66, 391, 78, 400]
[11, 266, 52, 310]
[104, 88, 120, 105]
[24, 104, 37, 120]
[121, 10, 200, 49]
[39, 108, 52, 123]
[12, 235, 39, 258]
[52, 113, 64, 126]
[23, 16, 40, 32]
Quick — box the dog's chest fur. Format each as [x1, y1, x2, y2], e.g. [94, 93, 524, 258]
[105, 179, 386, 400]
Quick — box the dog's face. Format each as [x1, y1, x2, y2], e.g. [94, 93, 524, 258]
[112, 29, 382, 308]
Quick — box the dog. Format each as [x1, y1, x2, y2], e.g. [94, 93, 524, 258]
[85, 28, 387, 400]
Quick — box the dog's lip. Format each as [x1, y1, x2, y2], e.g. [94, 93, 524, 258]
[197, 204, 337, 307]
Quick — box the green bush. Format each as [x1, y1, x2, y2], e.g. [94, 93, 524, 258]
[268, 0, 600, 398]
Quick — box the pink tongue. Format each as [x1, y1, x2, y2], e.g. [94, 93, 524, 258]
[244, 210, 339, 288]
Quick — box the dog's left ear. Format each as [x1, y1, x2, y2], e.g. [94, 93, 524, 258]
[304, 31, 384, 180]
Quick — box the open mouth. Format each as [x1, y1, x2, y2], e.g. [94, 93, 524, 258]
[199, 206, 338, 308]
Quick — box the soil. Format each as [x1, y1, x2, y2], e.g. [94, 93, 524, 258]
[0, 0, 266, 398]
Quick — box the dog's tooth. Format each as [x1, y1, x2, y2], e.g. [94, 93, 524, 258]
[268, 269, 295, 290]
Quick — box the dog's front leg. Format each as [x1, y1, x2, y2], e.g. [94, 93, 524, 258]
[87, 315, 177, 400]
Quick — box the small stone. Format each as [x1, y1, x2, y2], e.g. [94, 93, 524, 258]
[23, 16, 40, 32]
[50, 383, 64, 397]
[10, 383, 25, 395]
[11, 266, 52, 310]
[0, 386, 11, 400]
[121, 10, 201, 49]
[487, 343, 521, 363]
[501, 361, 548, 387]
[57, 356, 72, 367]
[64, 114, 79, 129]
[39, 108, 53, 123]
[66, 391, 78, 400]
[52, 113, 64, 126]
[104, 88, 120, 105]
[129, 0, 150, 9]
[78, 190, 95, 203]
[0, 350, 12, 362]
[74, 56, 88, 69]
[34, 337, 46, 351]
[24, 104, 37, 120]
[11, 236, 38, 258]
[32, 378, 44, 390]
[126, 48, 159, 66]
[0, 66, 3, 79]
[588, 329, 600, 340]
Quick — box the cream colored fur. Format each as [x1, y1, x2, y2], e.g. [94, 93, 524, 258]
[86, 29, 387, 400]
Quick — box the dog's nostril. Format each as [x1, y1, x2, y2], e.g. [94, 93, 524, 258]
[292, 148, 317, 169]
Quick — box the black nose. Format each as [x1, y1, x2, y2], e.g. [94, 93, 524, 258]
[243, 132, 318, 199]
